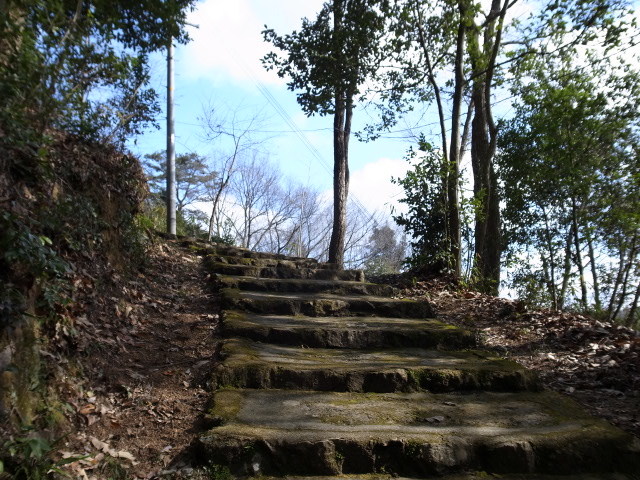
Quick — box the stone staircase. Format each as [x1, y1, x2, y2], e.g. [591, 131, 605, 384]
[196, 245, 640, 479]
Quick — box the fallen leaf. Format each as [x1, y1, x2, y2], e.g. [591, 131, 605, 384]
[79, 404, 96, 415]
[89, 437, 109, 453]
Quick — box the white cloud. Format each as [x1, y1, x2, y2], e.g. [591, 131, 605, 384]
[349, 157, 410, 216]
[182, 0, 325, 86]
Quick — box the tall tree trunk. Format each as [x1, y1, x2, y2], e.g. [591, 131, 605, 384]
[626, 281, 640, 328]
[467, 0, 505, 293]
[328, 93, 352, 266]
[444, 1, 467, 277]
[571, 199, 588, 310]
[586, 228, 601, 311]
[414, 1, 473, 276]
[470, 80, 500, 293]
[208, 185, 227, 242]
[607, 241, 627, 319]
[484, 166, 501, 290]
[559, 223, 575, 310]
[327, 0, 350, 266]
[541, 206, 558, 309]
[613, 235, 638, 321]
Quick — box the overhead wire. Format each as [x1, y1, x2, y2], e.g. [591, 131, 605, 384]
[232, 54, 375, 220]
[177, 28, 640, 222]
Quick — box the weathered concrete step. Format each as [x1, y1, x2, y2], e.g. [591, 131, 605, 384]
[222, 310, 475, 350]
[199, 244, 316, 262]
[212, 338, 540, 393]
[206, 254, 333, 269]
[199, 389, 640, 477]
[214, 275, 396, 297]
[207, 262, 365, 282]
[250, 475, 635, 480]
[220, 289, 435, 318]
[250, 475, 636, 480]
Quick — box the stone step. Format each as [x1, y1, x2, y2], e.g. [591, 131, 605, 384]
[249, 475, 634, 480]
[220, 289, 434, 318]
[211, 338, 540, 393]
[221, 310, 475, 350]
[214, 275, 396, 297]
[199, 244, 316, 262]
[206, 262, 365, 282]
[198, 389, 640, 477]
[206, 254, 333, 269]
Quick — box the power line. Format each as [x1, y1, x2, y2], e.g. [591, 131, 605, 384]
[230, 53, 375, 220]
[253, 79, 375, 220]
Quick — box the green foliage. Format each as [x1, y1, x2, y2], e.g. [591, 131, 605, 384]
[209, 218, 236, 246]
[1, 213, 69, 280]
[0, 0, 196, 156]
[392, 139, 451, 273]
[97, 457, 130, 480]
[139, 197, 218, 241]
[204, 464, 233, 480]
[143, 151, 216, 213]
[262, 0, 389, 117]
[1, 428, 84, 479]
[0, 212, 70, 327]
[498, 52, 640, 318]
[363, 225, 406, 275]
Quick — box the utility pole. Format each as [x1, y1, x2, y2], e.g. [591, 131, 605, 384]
[166, 38, 177, 235]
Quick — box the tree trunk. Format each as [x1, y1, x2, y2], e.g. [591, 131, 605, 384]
[444, 1, 467, 278]
[571, 199, 588, 310]
[327, 0, 351, 266]
[541, 207, 558, 309]
[470, 80, 500, 293]
[327, 94, 352, 266]
[559, 223, 575, 310]
[607, 241, 627, 319]
[208, 189, 223, 241]
[626, 281, 640, 328]
[586, 228, 601, 311]
[467, 0, 506, 294]
[613, 235, 638, 321]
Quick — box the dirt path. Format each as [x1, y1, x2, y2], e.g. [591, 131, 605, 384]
[60, 239, 219, 479]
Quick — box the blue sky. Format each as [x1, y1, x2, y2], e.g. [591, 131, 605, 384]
[128, 0, 413, 217]
[128, 0, 640, 218]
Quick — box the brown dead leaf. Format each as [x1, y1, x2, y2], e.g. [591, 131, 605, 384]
[78, 403, 96, 415]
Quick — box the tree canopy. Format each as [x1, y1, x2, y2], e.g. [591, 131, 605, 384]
[0, 0, 196, 152]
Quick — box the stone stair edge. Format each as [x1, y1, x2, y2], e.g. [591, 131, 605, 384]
[206, 261, 366, 282]
[212, 337, 541, 393]
[218, 288, 436, 318]
[211, 273, 393, 289]
[199, 394, 639, 477]
[245, 475, 635, 480]
[219, 309, 473, 350]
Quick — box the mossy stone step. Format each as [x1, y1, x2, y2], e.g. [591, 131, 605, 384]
[206, 262, 365, 282]
[199, 389, 640, 477]
[214, 275, 396, 297]
[206, 254, 333, 270]
[222, 310, 475, 350]
[250, 475, 634, 480]
[212, 338, 540, 393]
[220, 289, 434, 318]
[200, 244, 315, 262]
